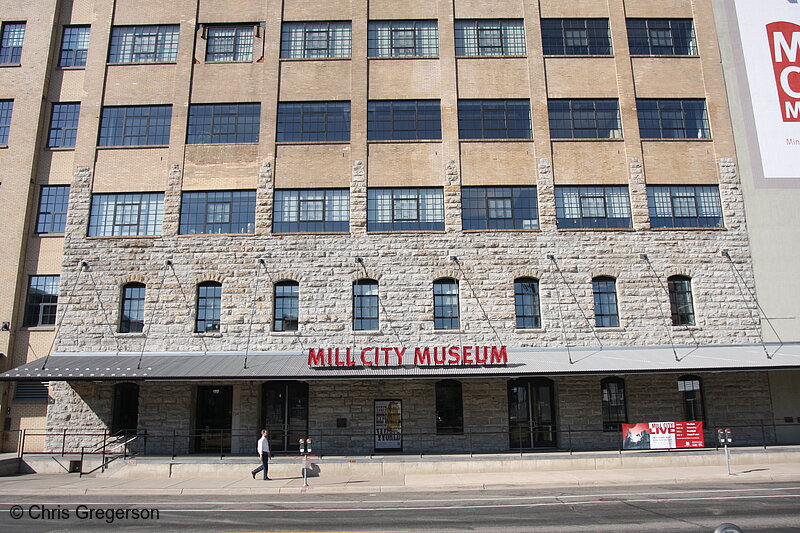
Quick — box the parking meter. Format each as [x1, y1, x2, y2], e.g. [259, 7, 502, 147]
[717, 428, 733, 475]
[299, 438, 313, 486]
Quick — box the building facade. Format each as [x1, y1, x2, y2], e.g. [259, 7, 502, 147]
[1, 0, 798, 455]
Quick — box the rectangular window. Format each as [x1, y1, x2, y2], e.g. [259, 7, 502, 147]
[462, 186, 538, 230]
[180, 190, 256, 234]
[647, 185, 723, 228]
[0, 100, 12, 145]
[367, 188, 444, 232]
[88, 193, 164, 236]
[548, 99, 621, 139]
[120, 283, 145, 333]
[196, 282, 221, 332]
[205, 24, 254, 62]
[14, 381, 50, 401]
[274, 281, 299, 332]
[433, 279, 459, 330]
[368, 100, 441, 141]
[108, 25, 180, 63]
[273, 189, 349, 233]
[36, 185, 70, 234]
[280, 21, 351, 59]
[458, 99, 531, 140]
[277, 102, 350, 142]
[59, 25, 90, 67]
[627, 18, 697, 56]
[541, 19, 611, 55]
[454, 19, 525, 56]
[99, 105, 172, 146]
[593, 277, 620, 328]
[48, 103, 81, 148]
[637, 99, 710, 139]
[555, 186, 632, 229]
[0, 22, 26, 64]
[368, 20, 438, 57]
[187, 103, 259, 144]
[24, 275, 59, 327]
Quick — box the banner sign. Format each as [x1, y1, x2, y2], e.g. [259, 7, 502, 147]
[374, 400, 402, 451]
[622, 422, 705, 450]
[308, 346, 508, 368]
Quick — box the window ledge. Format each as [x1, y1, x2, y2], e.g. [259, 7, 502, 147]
[86, 235, 163, 240]
[21, 326, 56, 332]
[514, 328, 545, 334]
[271, 331, 301, 336]
[648, 226, 726, 232]
[551, 137, 624, 142]
[279, 57, 351, 62]
[594, 327, 625, 333]
[366, 230, 446, 235]
[58, 66, 86, 71]
[368, 56, 439, 60]
[351, 330, 384, 335]
[194, 332, 222, 338]
[0, 145, 8, 149]
[556, 227, 635, 232]
[367, 139, 442, 144]
[640, 138, 713, 142]
[33, 233, 66, 238]
[96, 144, 170, 150]
[115, 332, 145, 338]
[186, 142, 259, 147]
[107, 61, 178, 66]
[462, 229, 540, 233]
[178, 233, 256, 237]
[272, 231, 351, 236]
[672, 325, 701, 331]
[46, 146, 76, 152]
[455, 55, 526, 59]
[204, 60, 254, 65]
[544, 54, 614, 59]
[275, 140, 350, 146]
[432, 329, 464, 334]
[0, 63, 22, 68]
[630, 54, 699, 59]
[459, 138, 533, 143]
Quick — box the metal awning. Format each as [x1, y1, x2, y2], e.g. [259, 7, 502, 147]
[2, 343, 799, 381]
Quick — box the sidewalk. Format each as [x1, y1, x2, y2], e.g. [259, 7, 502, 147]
[2, 448, 800, 496]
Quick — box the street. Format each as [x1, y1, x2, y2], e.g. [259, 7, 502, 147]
[1, 482, 799, 532]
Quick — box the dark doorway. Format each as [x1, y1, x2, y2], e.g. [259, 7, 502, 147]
[111, 382, 140, 435]
[261, 381, 308, 452]
[194, 385, 233, 453]
[508, 377, 557, 449]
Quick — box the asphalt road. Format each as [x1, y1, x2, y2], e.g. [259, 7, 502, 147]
[1, 482, 799, 532]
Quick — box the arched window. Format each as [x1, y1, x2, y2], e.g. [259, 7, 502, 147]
[353, 279, 378, 331]
[514, 277, 541, 329]
[433, 278, 459, 330]
[592, 276, 619, 327]
[668, 275, 695, 325]
[120, 282, 145, 333]
[196, 281, 221, 332]
[601, 377, 627, 432]
[274, 280, 299, 331]
[678, 375, 705, 422]
[435, 380, 463, 434]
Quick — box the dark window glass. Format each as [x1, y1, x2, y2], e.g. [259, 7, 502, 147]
[205, 25, 254, 62]
[541, 18, 611, 55]
[462, 186, 538, 230]
[454, 19, 525, 56]
[514, 277, 541, 329]
[433, 278, 459, 330]
[647, 185, 723, 228]
[0, 22, 26, 64]
[280, 21, 351, 59]
[601, 377, 627, 432]
[108, 25, 180, 63]
[368, 100, 441, 141]
[0, 100, 12, 144]
[368, 20, 438, 57]
[274, 281, 299, 332]
[353, 279, 379, 331]
[592, 276, 619, 328]
[627, 18, 697, 55]
[555, 186, 632, 229]
[196, 281, 221, 332]
[187, 103, 260, 144]
[48, 103, 81, 148]
[458, 99, 531, 139]
[367, 188, 444, 232]
[637, 99, 710, 139]
[277, 102, 350, 142]
[548, 99, 621, 139]
[273, 189, 349, 233]
[99, 105, 172, 146]
[179, 190, 256, 234]
[678, 375, 704, 422]
[36, 186, 70, 234]
[436, 380, 464, 434]
[120, 282, 145, 333]
[24, 275, 59, 327]
[88, 193, 164, 236]
[59, 25, 90, 67]
[668, 275, 695, 326]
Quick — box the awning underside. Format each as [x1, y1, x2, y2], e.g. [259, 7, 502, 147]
[2, 343, 799, 381]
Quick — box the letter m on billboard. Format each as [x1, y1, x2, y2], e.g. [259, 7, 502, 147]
[768, 21, 800, 121]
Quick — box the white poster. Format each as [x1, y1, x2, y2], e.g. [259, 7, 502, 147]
[734, 0, 800, 179]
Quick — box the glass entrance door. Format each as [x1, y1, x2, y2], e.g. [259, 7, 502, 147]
[194, 385, 233, 453]
[262, 381, 309, 452]
[508, 378, 556, 449]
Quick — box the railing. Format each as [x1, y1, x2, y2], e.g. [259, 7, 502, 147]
[7, 420, 800, 460]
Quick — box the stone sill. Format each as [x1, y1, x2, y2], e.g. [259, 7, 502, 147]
[178, 233, 256, 237]
[544, 54, 613, 59]
[21, 326, 56, 332]
[630, 54, 699, 59]
[514, 328, 545, 334]
[33, 233, 65, 239]
[456, 55, 526, 60]
[462, 229, 540, 233]
[271, 331, 301, 336]
[556, 228, 635, 232]
[107, 61, 177, 66]
[193, 332, 222, 338]
[594, 327, 626, 333]
[279, 57, 351, 62]
[673, 326, 701, 331]
[351, 330, 384, 336]
[0, 63, 21, 68]
[0, 145, 8, 149]
[186, 142, 259, 147]
[368, 139, 442, 144]
[366, 230, 445, 235]
[640, 138, 713, 142]
[96, 145, 169, 150]
[203, 60, 254, 65]
[459, 138, 532, 143]
[86, 236, 162, 240]
[368, 56, 438, 61]
[115, 333, 145, 338]
[431, 329, 464, 334]
[58, 66, 85, 71]
[46, 146, 75, 151]
[272, 232, 351, 236]
[648, 227, 726, 232]
[275, 141, 350, 146]
[551, 137, 624, 142]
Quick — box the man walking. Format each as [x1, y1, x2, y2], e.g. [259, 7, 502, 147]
[251, 429, 272, 480]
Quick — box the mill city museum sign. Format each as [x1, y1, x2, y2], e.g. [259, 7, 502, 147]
[307, 345, 509, 368]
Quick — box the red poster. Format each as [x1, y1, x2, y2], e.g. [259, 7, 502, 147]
[675, 421, 705, 448]
[622, 421, 705, 449]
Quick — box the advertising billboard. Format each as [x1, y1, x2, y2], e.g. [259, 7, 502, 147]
[622, 422, 705, 450]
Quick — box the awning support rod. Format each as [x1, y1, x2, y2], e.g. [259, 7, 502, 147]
[137, 260, 169, 369]
[243, 259, 265, 369]
[640, 254, 680, 362]
[42, 260, 87, 370]
[548, 255, 604, 360]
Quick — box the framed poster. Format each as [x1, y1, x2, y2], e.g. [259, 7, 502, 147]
[622, 422, 705, 450]
[374, 399, 402, 451]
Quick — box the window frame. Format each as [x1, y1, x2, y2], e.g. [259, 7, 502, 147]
[647, 185, 724, 228]
[541, 18, 612, 56]
[462, 186, 539, 230]
[58, 25, 90, 67]
[195, 281, 221, 333]
[555, 186, 633, 229]
[24, 275, 60, 328]
[548, 99, 622, 139]
[367, 188, 445, 232]
[48, 102, 81, 148]
[601, 377, 628, 432]
[592, 276, 620, 328]
[627, 18, 697, 56]
[367, 100, 442, 141]
[678, 375, 705, 422]
[273, 189, 350, 233]
[353, 279, 379, 331]
[108, 24, 180, 64]
[637, 98, 710, 139]
[204, 24, 255, 62]
[276, 101, 351, 143]
[367, 20, 439, 58]
[0, 21, 26, 64]
[454, 19, 526, 57]
[186, 103, 260, 144]
[435, 380, 464, 434]
[668, 275, 695, 326]
[0, 99, 13, 145]
[280, 21, 352, 59]
[179, 190, 256, 235]
[457, 99, 532, 140]
[35, 185, 70, 234]
[88, 192, 164, 237]
[514, 277, 541, 330]
[433, 278, 460, 330]
[120, 282, 145, 333]
[98, 105, 172, 147]
[274, 280, 299, 332]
